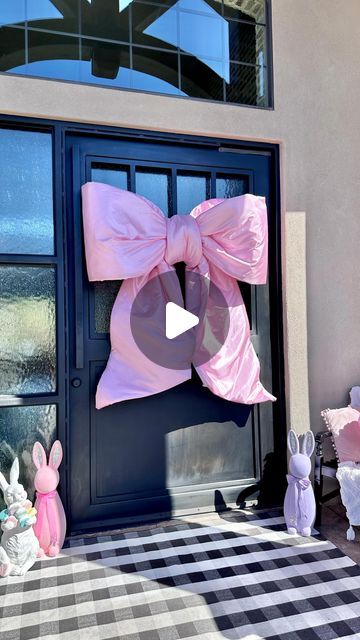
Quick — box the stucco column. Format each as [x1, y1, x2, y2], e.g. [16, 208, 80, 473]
[283, 211, 310, 434]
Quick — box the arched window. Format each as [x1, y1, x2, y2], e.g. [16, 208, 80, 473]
[0, 0, 272, 106]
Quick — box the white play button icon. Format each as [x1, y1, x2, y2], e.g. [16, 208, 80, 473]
[165, 302, 199, 340]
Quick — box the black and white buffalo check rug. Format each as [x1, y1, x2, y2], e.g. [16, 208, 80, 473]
[1, 508, 360, 640]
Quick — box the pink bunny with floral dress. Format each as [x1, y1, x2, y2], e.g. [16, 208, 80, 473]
[32, 440, 66, 557]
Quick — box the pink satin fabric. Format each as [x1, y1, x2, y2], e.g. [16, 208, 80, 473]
[82, 182, 276, 409]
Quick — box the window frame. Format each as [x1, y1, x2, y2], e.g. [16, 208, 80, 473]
[0, 0, 274, 109]
[0, 121, 66, 508]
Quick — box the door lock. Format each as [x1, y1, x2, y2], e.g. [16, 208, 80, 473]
[71, 378, 82, 388]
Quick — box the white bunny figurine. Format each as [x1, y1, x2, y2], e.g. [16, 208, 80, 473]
[284, 430, 316, 536]
[0, 458, 39, 577]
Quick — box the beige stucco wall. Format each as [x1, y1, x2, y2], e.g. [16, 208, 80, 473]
[0, 0, 359, 435]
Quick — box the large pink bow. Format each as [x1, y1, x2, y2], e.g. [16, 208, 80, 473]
[81, 182, 276, 409]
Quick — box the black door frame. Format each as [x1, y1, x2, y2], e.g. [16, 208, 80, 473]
[0, 114, 286, 530]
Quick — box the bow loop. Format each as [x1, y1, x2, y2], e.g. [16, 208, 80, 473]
[194, 194, 269, 284]
[82, 183, 167, 281]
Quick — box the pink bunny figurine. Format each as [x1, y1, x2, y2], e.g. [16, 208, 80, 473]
[284, 429, 316, 536]
[32, 441, 66, 557]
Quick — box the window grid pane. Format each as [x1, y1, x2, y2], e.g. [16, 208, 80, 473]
[0, 265, 57, 396]
[0, 128, 54, 255]
[0, 1, 271, 107]
[177, 172, 210, 214]
[0, 404, 57, 508]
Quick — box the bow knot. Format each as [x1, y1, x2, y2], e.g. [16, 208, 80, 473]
[286, 474, 311, 522]
[165, 215, 202, 267]
[287, 475, 311, 491]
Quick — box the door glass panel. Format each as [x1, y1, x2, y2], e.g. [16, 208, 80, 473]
[91, 165, 128, 334]
[135, 167, 170, 215]
[0, 404, 56, 509]
[216, 175, 248, 198]
[177, 172, 209, 214]
[91, 164, 129, 190]
[94, 281, 121, 334]
[0, 129, 54, 255]
[0, 266, 56, 395]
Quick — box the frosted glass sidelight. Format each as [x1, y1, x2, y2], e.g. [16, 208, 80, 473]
[0, 404, 56, 508]
[0, 129, 54, 255]
[0, 266, 56, 394]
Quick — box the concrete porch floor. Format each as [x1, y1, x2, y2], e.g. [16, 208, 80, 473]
[318, 499, 360, 565]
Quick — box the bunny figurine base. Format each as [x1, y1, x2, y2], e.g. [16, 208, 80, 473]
[0, 458, 39, 576]
[284, 430, 316, 537]
[32, 440, 66, 557]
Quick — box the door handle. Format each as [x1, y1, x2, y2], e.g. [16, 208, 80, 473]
[73, 145, 85, 369]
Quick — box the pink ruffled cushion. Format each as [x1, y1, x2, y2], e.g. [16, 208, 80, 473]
[321, 406, 360, 463]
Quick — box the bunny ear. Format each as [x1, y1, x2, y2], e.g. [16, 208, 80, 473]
[9, 458, 19, 485]
[0, 471, 9, 492]
[49, 440, 63, 470]
[287, 429, 299, 455]
[301, 430, 315, 457]
[32, 442, 47, 470]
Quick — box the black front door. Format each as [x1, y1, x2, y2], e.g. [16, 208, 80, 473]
[65, 132, 283, 532]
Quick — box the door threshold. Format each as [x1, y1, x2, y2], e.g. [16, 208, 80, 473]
[67, 500, 283, 540]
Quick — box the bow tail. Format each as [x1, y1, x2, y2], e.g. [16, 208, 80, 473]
[194, 264, 276, 405]
[96, 263, 191, 409]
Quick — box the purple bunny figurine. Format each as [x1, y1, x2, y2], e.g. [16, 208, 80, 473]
[284, 429, 316, 536]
